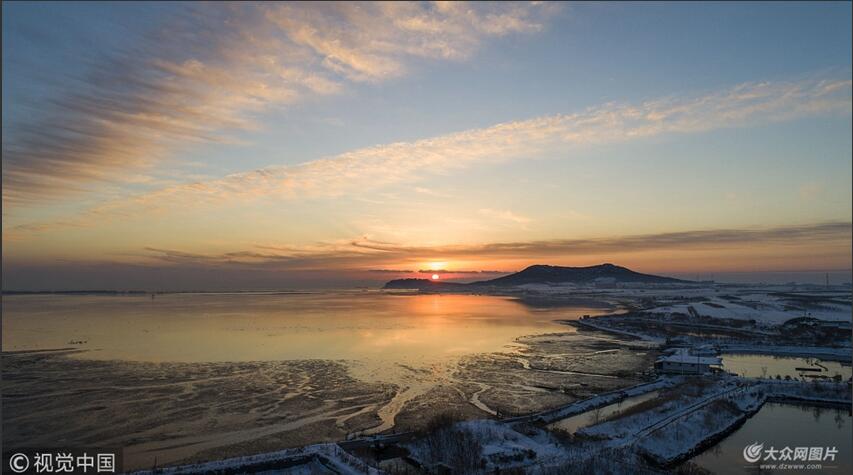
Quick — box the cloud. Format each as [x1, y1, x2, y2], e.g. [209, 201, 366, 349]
[416, 269, 507, 275]
[799, 181, 824, 200]
[3, 2, 554, 206]
[95, 221, 849, 272]
[265, 2, 550, 82]
[479, 208, 532, 224]
[7, 74, 849, 240]
[347, 221, 853, 261]
[414, 187, 452, 198]
[366, 269, 508, 275]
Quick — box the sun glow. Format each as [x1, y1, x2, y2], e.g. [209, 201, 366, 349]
[427, 261, 447, 270]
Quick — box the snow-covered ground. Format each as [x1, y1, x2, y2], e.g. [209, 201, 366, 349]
[400, 418, 569, 472]
[636, 379, 851, 466]
[630, 284, 851, 324]
[637, 387, 765, 465]
[402, 375, 853, 472]
[647, 296, 850, 324]
[577, 377, 746, 442]
[761, 379, 852, 403]
[516, 281, 851, 326]
[128, 443, 380, 475]
[465, 420, 563, 466]
[526, 378, 679, 424]
[572, 318, 665, 345]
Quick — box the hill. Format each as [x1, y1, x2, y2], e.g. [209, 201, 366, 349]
[474, 263, 687, 286]
[381, 278, 469, 291]
[383, 264, 687, 290]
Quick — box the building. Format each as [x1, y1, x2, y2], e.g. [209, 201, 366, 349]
[820, 320, 852, 330]
[655, 347, 723, 374]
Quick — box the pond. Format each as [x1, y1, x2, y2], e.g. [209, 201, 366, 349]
[547, 390, 661, 434]
[687, 402, 851, 474]
[722, 354, 852, 381]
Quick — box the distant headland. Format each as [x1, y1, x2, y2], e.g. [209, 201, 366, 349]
[382, 263, 689, 290]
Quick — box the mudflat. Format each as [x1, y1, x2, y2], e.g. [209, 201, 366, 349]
[1, 292, 652, 470]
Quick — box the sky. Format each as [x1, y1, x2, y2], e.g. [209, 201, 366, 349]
[2, 1, 852, 290]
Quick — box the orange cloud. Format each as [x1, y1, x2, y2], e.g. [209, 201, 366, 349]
[58, 221, 843, 272]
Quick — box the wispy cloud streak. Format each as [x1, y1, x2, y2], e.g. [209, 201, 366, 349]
[366, 269, 507, 275]
[122, 222, 851, 271]
[143, 77, 851, 209]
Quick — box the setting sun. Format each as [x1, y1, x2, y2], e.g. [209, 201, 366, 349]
[431, 274, 440, 280]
